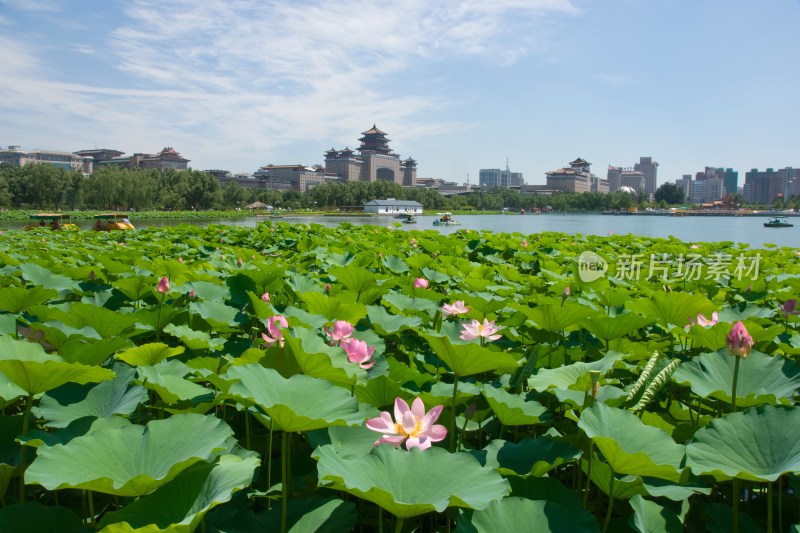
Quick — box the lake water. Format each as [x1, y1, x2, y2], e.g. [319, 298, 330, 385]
[6, 214, 798, 249]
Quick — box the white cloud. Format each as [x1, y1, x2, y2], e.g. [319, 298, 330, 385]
[0, 0, 60, 12]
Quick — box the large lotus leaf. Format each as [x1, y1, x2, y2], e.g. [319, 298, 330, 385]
[59, 337, 135, 366]
[672, 350, 800, 407]
[283, 327, 364, 387]
[704, 502, 763, 533]
[314, 444, 510, 519]
[355, 375, 403, 409]
[189, 301, 245, 329]
[328, 265, 379, 294]
[520, 302, 598, 333]
[640, 477, 711, 501]
[507, 477, 599, 531]
[629, 495, 683, 533]
[98, 452, 259, 533]
[585, 453, 646, 500]
[474, 437, 581, 477]
[581, 313, 656, 343]
[367, 305, 423, 335]
[0, 502, 85, 533]
[35, 365, 147, 428]
[381, 255, 410, 274]
[19, 263, 79, 292]
[0, 286, 58, 313]
[423, 334, 518, 377]
[55, 303, 138, 339]
[686, 405, 800, 482]
[233, 497, 357, 533]
[113, 276, 155, 302]
[300, 292, 367, 324]
[382, 292, 439, 314]
[0, 415, 23, 499]
[25, 414, 234, 496]
[528, 351, 624, 392]
[225, 365, 365, 432]
[0, 372, 25, 403]
[162, 324, 226, 352]
[627, 292, 715, 330]
[683, 323, 731, 351]
[306, 424, 381, 459]
[418, 380, 481, 408]
[116, 342, 186, 367]
[454, 497, 595, 533]
[137, 360, 213, 405]
[0, 336, 114, 395]
[481, 385, 550, 426]
[182, 280, 230, 302]
[578, 403, 686, 482]
[280, 305, 329, 329]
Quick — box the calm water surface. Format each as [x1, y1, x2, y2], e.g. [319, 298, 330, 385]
[5, 214, 798, 249]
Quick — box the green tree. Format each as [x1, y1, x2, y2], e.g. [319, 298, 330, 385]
[654, 182, 685, 205]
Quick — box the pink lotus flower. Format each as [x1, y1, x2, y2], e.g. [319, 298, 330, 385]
[89, 270, 96, 280]
[414, 278, 429, 289]
[562, 286, 571, 297]
[237, 257, 243, 267]
[261, 292, 270, 303]
[366, 397, 447, 450]
[341, 337, 376, 369]
[521, 240, 528, 248]
[688, 311, 719, 328]
[690, 244, 700, 250]
[262, 316, 289, 347]
[178, 257, 183, 263]
[188, 290, 197, 300]
[156, 277, 170, 294]
[324, 283, 332, 292]
[325, 320, 354, 344]
[782, 300, 799, 317]
[459, 318, 502, 341]
[442, 301, 470, 317]
[727, 321, 754, 358]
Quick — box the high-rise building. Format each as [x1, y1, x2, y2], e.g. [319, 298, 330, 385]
[546, 158, 609, 193]
[634, 157, 658, 198]
[675, 175, 692, 202]
[479, 163, 523, 188]
[620, 170, 645, 191]
[324, 125, 416, 186]
[723, 168, 738, 195]
[743, 168, 783, 204]
[607, 165, 622, 192]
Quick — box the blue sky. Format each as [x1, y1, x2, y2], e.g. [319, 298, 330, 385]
[1, 0, 798, 186]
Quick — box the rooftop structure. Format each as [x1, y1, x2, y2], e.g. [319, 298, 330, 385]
[0, 145, 93, 174]
[325, 125, 416, 186]
[96, 147, 189, 172]
[546, 158, 609, 193]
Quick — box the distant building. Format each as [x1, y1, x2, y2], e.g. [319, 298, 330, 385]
[607, 165, 622, 192]
[479, 164, 523, 188]
[325, 125, 416, 186]
[689, 178, 725, 203]
[363, 199, 423, 215]
[634, 157, 658, 198]
[620, 170, 645, 192]
[256, 164, 328, 192]
[96, 147, 189, 172]
[743, 167, 800, 204]
[546, 158, 609, 193]
[0, 145, 93, 173]
[73, 148, 125, 164]
[675, 175, 692, 202]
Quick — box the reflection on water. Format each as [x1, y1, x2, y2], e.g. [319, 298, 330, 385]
[2, 214, 797, 248]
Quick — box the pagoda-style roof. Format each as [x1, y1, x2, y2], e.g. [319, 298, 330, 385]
[570, 158, 589, 166]
[361, 124, 387, 136]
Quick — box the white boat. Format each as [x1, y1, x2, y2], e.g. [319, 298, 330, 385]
[433, 213, 460, 226]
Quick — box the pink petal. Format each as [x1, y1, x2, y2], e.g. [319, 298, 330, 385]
[359, 360, 375, 370]
[424, 424, 448, 442]
[394, 397, 411, 422]
[419, 405, 443, 432]
[410, 398, 426, 420]
[405, 437, 432, 450]
[376, 435, 406, 447]
[401, 411, 417, 435]
[366, 412, 398, 433]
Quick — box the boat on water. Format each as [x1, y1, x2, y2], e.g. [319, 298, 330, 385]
[401, 215, 417, 224]
[764, 216, 794, 228]
[23, 213, 78, 231]
[93, 213, 135, 231]
[433, 213, 460, 226]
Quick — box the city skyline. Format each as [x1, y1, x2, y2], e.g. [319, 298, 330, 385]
[1, 0, 798, 185]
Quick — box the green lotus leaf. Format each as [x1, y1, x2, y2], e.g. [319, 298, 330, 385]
[0, 336, 114, 396]
[584, 453, 646, 500]
[98, 452, 259, 532]
[686, 405, 800, 482]
[328, 265, 380, 295]
[629, 495, 683, 533]
[59, 337, 135, 365]
[640, 477, 711, 501]
[454, 496, 595, 533]
[367, 305, 423, 335]
[423, 334, 518, 377]
[225, 365, 365, 432]
[581, 313, 655, 343]
[683, 323, 730, 351]
[25, 414, 234, 496]
[19, 263, 79, 292]
[0, 415, 23, 499]
[36, 365, 147, 428]
[239, 497, 358, 533]
[285, 271, 324, 296]
[117, 342, 186, 367]
[382, 292, 438, 314]
[520, 302, 598, 333]
[306, 424, 381, 459]
[314, 444, 510, 519]
[703, 502, 762, 533]
[474, 437, 581, 477]
[53, 302, 138, 339]
[283, 327, 364, 387]
[0, 372, 26, 403]
[0, 503, 85, 533]
[189, 301, 245, 329]
[507, 477, 599, 531]
[381, 255, 410, 274]
[182, 280, 230, 301]
[418, 380, 481, 408]
[162, 324, 226, 352]
[300, 292, 367, 323]
[421, 266, 450, 284]
[578, 403, 686, 482]
[528, 352, 624, 392]
[137, 360, 213, 405]
[627, 292, 715, 330]
[113, 276, 153, 302]
[280, 305, 329, 329]
[0, 286, 58, 313]
[355, 376, 403, 409]
[672, 350, 800, 407]
[482, 385, 550, 426]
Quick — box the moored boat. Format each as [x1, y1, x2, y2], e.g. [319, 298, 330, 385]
[764, 216, 793, 228]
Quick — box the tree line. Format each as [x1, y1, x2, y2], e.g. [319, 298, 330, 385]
[1, 163, 790, 212]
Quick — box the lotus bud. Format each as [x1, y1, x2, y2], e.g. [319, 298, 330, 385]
[178, 257, 183, 263]
[324, 283, 332, 292]
[189, 290, 197, 300]
[414, 278, 429, 289]
[89, 270, 96, 280]
[562, 286, 570, 298]
[157, 276, 170, 294]
[726, 321, 754, 358]
[261, 292, 270, 303]
[521, 240, 528, 248]
[589, 370, 601, 399]
[237, 257, 243, 267]
[465, 403, 477, 420]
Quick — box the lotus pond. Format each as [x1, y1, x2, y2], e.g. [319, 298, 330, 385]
[0, 222, 798, 532]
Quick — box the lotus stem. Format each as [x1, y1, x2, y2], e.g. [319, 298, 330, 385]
[245, 408, 251, 450]
[779, 476, 784, 533]
[155, 292, 165, 342]
[378, 508, 383, 533]
[394, 517, 405, 533]
[88, 490, 95, 525]
[767, 481, 773, 533]
[731, 356, 741, 413]
[732, 478, 740, 533]
[601, 475, 615, 533]
[582, 443, 593, 507]
[267, 419, 274, 510]
[19, 393, 34, 502]
[449, 376, 459, 452]
[281, 432, 290, 533]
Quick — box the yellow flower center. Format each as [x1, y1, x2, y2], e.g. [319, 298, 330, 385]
[394, 420, 422, 438]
